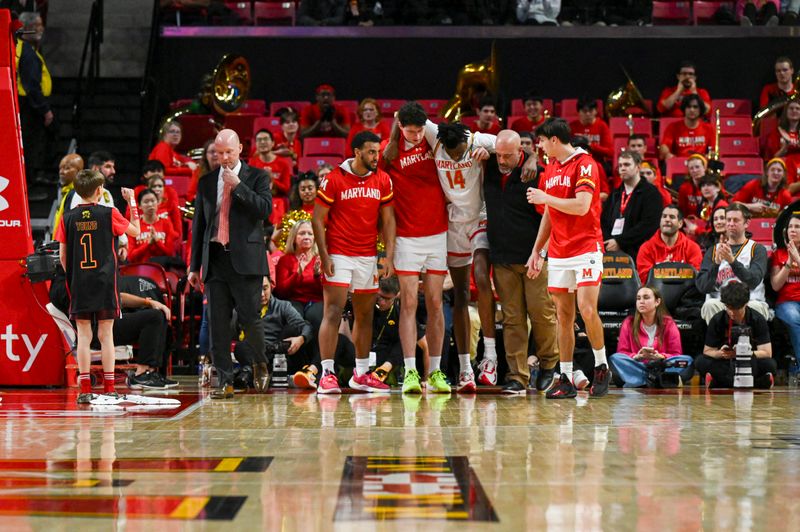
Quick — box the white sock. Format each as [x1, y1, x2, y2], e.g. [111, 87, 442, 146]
[483, 337, 497, 362]
[458, 354, 471, 373]
[429, 356, 441, 374]
[321, 359, 335, 375]
[404, 357, 417, 374]
[355, 358, 370, 377]
[593, 347, 608, 367]
[561, 361, 573, 381]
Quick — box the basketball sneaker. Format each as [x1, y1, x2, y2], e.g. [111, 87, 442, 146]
[704, 373, 713, 390]
[77, 393, 94, 405]
[427, 369, 451, 393]
[477, 358, 498, 386]
[572, 369, 589, 390]
[402, 369, 422, 394]
[546, 373, 577, 399]
[293, 365, 318, 390]
[349, 370, 391, 393]
[457, 371, 477, 393]
[317, 372, 341, 394]
[589, 364, 612, 398]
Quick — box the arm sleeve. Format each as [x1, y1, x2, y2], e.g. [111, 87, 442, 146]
[273, 255, 302, 299]
[423, 119, 439, 148]
[695, 247, 720, 294]
[688, 241, 703, 270]
[592, 121, 614, 159]
[752, 313, 771, 346]
[660, 123, 676, 152]
[231, 168, 272, 221]
[278, 299, 313, 342]
[110, 208, 131, 236]
[662, 319, 684, 357]
[704, 314, 725, 348]
[657, 87, 673, 114]
[472, 131, 497, 153]
[731, 181, 754, 203]
[574, 159, 599, 195]
[637, 243, 655, 284]
[127, 236, 147, 263]
[274, 160, 292, 196]
[615, 317, 636, 356]
[148, 143, 174, 170]
[729, 244, 768, 290]
[18, 44, 49, 113]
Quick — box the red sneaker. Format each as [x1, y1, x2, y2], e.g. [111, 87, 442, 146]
[317, 372, 341, 395]
[349, 370, 391, 393]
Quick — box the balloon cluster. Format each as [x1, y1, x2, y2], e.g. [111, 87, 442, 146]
[275, 209, 312, 251]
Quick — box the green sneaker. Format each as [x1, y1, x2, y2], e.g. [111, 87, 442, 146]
[402, 369, 422, 394]
[427, 369, 452, 393]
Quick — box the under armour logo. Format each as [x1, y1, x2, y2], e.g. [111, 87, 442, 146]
[0, 177, 8, 212]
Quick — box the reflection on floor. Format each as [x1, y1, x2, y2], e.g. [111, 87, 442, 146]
[0, 385, 799, 529]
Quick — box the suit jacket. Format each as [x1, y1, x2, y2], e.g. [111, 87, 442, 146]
[190, 162, 272, 280]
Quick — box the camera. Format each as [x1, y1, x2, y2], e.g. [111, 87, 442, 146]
[26, 242, 60, 283]
[265, 340, 291, 355]
[730, 325, 752, 346]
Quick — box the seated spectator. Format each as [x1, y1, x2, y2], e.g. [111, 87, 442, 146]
[297, 0, 346, 26]
[148, 120, 197, 175]
[569, 98, 613, 162]
[637, 205, 704, 284]
[128, 189, 178, 264]
[601, 150, 662, 260]
[732, 158, 793, 215]
[472, 97, 501, 134]
[696, 204, 770, 323]
[345, 98, 391, 157]
[738, 0, 780, 25]
[659, 94, 715, 160]
[519, 131, 535, 156]
[771, 99, 800, 186]
[697, 205, 729, 254]
[187, 138, 219, 203]
[516, 0, 560, 25]
[317, 162, 334, 180]
[657, 61, 711, 118]
[678, 154, 709, 218]
[290, 172, 319, 215]
[249, 128, 293, 224]
[760, 56, 796, 107]
[771, 212, 800, 373]
[640, 160, 673, 206]
[610, 286, 694, 387]
[145, 173, 183, 241]
[626, 134, 668, 192]
[51, 153, 84, 231]
[685, 173, 729, 236]
[696, 280, 776, 389]
[511, 92, 547, 134]
[300, 84, 351, 138]
[274, 109, 303, 164]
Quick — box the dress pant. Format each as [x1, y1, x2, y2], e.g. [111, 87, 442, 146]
[493, 263, 558, 385]
[290, 300, 323, 365]
[113, 309, 168, 369]
[206, 242, 265, 385]
[19, 97, 47, 181]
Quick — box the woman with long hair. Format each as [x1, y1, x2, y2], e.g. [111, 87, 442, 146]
[187, 138, 219, 203]
[772, 99, 800, 186]
[733, 158, 793, 214]
[128, 189, 178, 263]
[697, 205, 728, 254]
[345, 98, 391, 156]
[770, 212, 800, 374]
[609, 286, 694, 387]
[289, 172, 319, 214]
[148, 120, 197, 175]
[146, 173, 183, 241]
[684, 173, 728, 237]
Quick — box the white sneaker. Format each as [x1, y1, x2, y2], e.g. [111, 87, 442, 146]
[573, 370, 589, 390]
[457, 371, 477, 393]
[477, 358, 498, 386]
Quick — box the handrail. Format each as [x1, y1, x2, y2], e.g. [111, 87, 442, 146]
[71, 0, 104, 149]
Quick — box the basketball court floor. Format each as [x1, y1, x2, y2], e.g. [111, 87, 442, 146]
[0, 384, 799, 530]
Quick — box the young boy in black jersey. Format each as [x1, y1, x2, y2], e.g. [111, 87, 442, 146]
[55, 170, 140, 404]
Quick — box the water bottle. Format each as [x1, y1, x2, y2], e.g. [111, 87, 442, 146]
[733, 334, 753, 388]
[272, 353, 288, 388]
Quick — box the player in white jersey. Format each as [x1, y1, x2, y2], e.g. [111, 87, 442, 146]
[423, 120, 499, 391]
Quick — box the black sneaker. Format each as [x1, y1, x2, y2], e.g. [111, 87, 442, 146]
[589, 364, 612, 398]
[129, 371, 167, 390]
[546, 374, 577, 399]
[755, 372, 774, 390]
[77, 393, 94, 404]
[151, 372, 179, 389]
[536, 368, 557, 392]
[501, 380, 526, 395]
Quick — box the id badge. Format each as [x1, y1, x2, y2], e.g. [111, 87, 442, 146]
[611, 217, 625, 236]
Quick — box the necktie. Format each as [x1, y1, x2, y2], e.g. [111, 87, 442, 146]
[217, 181, 232, 246]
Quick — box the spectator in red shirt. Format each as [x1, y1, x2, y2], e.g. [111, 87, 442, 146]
[771, 212, 800, 372]
[250, 128, 293, 225]
[569, 98, 613, 162]
[733, 158, 793, 216]
[659, 94, 716, 160]
[511, 92, 547, 134]
[686, 173, 728, 237]
[148, 120, 197, 175]
[636, 205, 703, 284]
[187, 138, 219, 203]
[300, 84, 351, 138]
[657, 61, 711, 118]
[677, 153, 708, 217]
[145, 173, 183, 242]
[760, 56, 796, 108]
[128, 188, 178, 264]
[473, 96, 501, 134]
[345, 98, 391, 157]
[773, 100, 800, 189]
[290, 172, 319, 215]
[274, 109, 303, 164]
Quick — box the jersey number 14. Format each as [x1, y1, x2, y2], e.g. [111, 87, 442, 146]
[446, 170, 465, 189]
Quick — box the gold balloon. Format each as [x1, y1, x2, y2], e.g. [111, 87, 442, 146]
[276, 209, 312, 251]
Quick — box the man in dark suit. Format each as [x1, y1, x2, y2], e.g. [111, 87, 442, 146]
[188, 129, 272, 399]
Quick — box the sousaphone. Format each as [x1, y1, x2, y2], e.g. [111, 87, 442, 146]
[442, 43, 499, 123]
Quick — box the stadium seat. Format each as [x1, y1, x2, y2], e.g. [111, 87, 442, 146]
[164, 173, 191, 202]
[223, 113, 260, 141]
[719, 136, 759, 156]
[646, 262, 704, 352]
[175, 114, 216, 153]
[721, 157, 762, 175]
[418, 99, 447, 117]
[658, 117, 684, 140]
[378, 99, 405, 115]
[254, 2, 296, 25]
[337, 100, 358, 114]
[252, 116, 282, 137]
[719, 116, 752, 137]
[651, 1, 691, 25]
[269, 100, 309, 116]
[120, 262, 173, 306]
[749, 218, 777, 248]
[510, 98, 554, 117]
[712, 98, 751, 117]
[380, 116, 394, 130]
[598, 252, 640, 346]
[609, 117, 653, 137]
[611, 137, 657, 171]
[238, 99, 267, 115]
[298, 156, 342, 174]
[693, 1, 733, 25]
[558, 98, 604, 119]
[303, 137, 346, 157]
[665, 156, 690, 181]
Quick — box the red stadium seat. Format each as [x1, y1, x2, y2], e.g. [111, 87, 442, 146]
[254, 2, 296, 25]
[712, 98, 751, 117]
[693, 2, 733, 25]
[719, 137, 759, 156]
[175, 114, 216, 153]
[164, 173, 191, 201]
[719, 116, 752, 137]
[223, 113, 260, 142]
[380, 116, 394, 130]
[609, 117, 653, 137]
[418, 99, 447, 117]
[298, 156, 342, 174]
[558, 98, 604, 119]
[120, 263, 172, 304]
[238, 99, 267, 115]
[749, 218, 776, 246]
[510, 98, 554, 117]
[252, 116, 282, 137]
[303, 137, 346, 157]
[169, 98, 194, 111]
[658, 117, 684, 140]
[652, 2, 691, 25]
[269, 100, 309, 116]
[612, 137, 657, 162]
[665, 156, 690, 181]
[722, 157, 763, 175]
[378, 99, 405, 115]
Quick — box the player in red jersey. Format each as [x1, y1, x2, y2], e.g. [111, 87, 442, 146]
[381, 101, 451, 394]
[527, 118, 612, 399]
[312, 131, 396, 394]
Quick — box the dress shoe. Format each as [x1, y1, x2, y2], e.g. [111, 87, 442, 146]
[253, 362, 270, 393]
[210, 383, 234, 399]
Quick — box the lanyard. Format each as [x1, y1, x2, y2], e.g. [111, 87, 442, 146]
[619, 188, 633, 215]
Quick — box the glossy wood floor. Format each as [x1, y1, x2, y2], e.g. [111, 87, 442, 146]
[1, 383, 800, 530]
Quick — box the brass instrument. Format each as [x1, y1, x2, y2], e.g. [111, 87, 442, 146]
[707, 109, 725, 176]
[158, 54, 251, 139]
[442, 43, 498, 122]
[753, 76, 800, 134]
[606, 67, 650, 117]
[627, 113, 634, 137]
